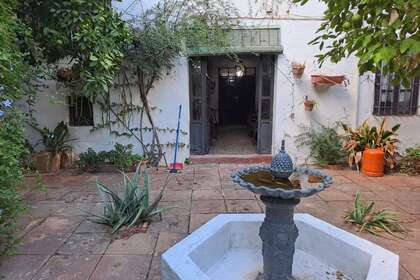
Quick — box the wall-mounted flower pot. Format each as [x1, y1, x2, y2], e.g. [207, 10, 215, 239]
[304, 100, 316, 111]
[362, 148, 384, 177]
[291, 63, 305, 79]
[311, 75, 346, 86]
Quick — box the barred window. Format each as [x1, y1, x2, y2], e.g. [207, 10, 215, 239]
[68, 96, 94, 126]
[373, 73, 419, 116]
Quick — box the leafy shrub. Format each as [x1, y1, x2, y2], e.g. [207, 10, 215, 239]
[296, 125, 345, 165]
[0, 112, 27, 248]
[341, 119, 400, 170]
[77, 148, 103, 172]
[77, 144, 146, 172]
[399, 145, 420, 175]
[344, 192, 406, 238]
[88, 166, 170, 234]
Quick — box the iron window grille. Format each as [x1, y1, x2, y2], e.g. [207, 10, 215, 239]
[68, 96, 94, 126]
[373, 73, 419, 116]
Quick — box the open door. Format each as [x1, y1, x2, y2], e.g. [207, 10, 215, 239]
[190, 58, 210, 155]
[256, 55, 275, 154]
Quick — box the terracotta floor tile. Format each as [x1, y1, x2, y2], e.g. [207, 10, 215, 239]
[191, 199, 226, 214]
[90, 255, 151, 280]
[106, 233, 156, 255]
[16, 232, 71, 255]
[192, 189, 223, 200]
[30, 216, 83, 234]
[222, 189, 256, 200]
[32, 255, 100, 280]
[58, 232, 111, 255]
[0, 255, 49, 280]
[226, 199, 262, 213]
[399, 250, 420, 279]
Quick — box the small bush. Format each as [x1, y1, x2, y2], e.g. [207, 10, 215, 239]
[296, 125, 345, 166]
[87, 165, 170, 234]
[399, 145, 420, 175]
[77, 144, 146, 172]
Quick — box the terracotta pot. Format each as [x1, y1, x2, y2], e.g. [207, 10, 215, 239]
[292, 65, 305, 79]
[311, 75, 346, 86]
[34, 152, 51, 173]
[362, 148, 384, 177]
[304, 100, 315, 111]
[49, 153, 61, 173]
[60, 150, 74, 169]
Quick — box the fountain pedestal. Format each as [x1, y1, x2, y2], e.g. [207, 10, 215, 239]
[258, 197, 300, 280]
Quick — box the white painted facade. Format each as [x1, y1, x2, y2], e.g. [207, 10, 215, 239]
[25, 0, 420, 164]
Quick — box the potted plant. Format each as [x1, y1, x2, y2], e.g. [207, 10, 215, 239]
[311, 75, 346, 86]
[291, 62, 305, 79]
[341, 119, 400, 176]
[32, 121, 75, 173]
[303, 96, 316, 111]
[296, 124, 346, 169]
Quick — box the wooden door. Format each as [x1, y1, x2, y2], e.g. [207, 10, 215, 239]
[256, 55, 275, 154]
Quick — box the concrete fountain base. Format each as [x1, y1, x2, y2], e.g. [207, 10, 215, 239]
[161, 214, 399, 280]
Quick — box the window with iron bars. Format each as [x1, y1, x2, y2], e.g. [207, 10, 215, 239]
[373, 73, 419, 116]
[68, 96, 94, 126]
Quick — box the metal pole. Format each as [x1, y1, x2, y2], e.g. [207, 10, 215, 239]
[170, 105, 182, 173]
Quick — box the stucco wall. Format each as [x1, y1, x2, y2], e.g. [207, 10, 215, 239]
[25, 0, 420, 164]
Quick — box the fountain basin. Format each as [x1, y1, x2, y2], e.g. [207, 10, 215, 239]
[161, 214, 398, 280]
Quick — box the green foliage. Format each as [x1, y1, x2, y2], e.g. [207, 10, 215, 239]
[399, 145, 420, 175]
[0, 111, 26, 247]
[77, 144, 146, 172]
[341, 119, 400, 170]
[0, 0, 33, 250]
[292, 0, 420, 85]
[345, 192, 406, 238]
[19, 0, 132, 98]
[88, 166, 169, 234]
[31, 121, 74, 154]
[296, 125, 345, 165]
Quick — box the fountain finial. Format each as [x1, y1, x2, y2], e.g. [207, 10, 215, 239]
[270, 140, 294, 179]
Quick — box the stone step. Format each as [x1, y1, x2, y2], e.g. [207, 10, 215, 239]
[190, 154, 272, 165]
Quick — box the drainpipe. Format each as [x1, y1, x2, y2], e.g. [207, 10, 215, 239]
[353, 63, 362, 127]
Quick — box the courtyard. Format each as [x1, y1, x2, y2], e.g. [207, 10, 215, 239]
[0, 165, 419, 280]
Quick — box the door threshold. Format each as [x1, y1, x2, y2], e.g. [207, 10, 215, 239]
[191, 154, 272, 165]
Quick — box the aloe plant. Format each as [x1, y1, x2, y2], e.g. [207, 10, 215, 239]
[88, 165, 170, 234]
[344, 192, 406, 239]
[341, 118, 400, 170]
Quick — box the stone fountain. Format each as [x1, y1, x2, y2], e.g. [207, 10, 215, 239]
[231, 140, 332, 280]
[161, 141, 399, 280]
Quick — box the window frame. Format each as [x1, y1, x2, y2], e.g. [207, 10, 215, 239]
[68, 96, 94, 127]
[373, 73, 419, 116]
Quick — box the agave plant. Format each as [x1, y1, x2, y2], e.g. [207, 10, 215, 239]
[341, 118, 400, 170]
[88, 165, 170, 234]
[344, 192, 406, 239]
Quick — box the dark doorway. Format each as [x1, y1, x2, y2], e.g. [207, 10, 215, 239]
[209, 67, 257, 154]
[219, 67, 256, 126]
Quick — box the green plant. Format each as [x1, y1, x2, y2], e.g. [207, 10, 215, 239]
[77, 148, 103, 172]
[341, 119, 400, 170]
[345, 192, 406, 238]
[32, 121, 74, 154]
[108, 144, 135, 172]
[292, 0, 420, 86]
[296, 125, 345, 166]
[399, 145, 420, 175]
[87, 166, 170, 234]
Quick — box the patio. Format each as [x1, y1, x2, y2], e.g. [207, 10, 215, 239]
[0, 165, 419, 280]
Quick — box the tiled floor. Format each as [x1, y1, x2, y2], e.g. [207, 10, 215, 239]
[0, 165, 419, 280]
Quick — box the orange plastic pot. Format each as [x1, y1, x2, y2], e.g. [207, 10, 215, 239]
[361, 148, 384, 177]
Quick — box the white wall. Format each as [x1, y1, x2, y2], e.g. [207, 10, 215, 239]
[25, 58, 191, 164]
